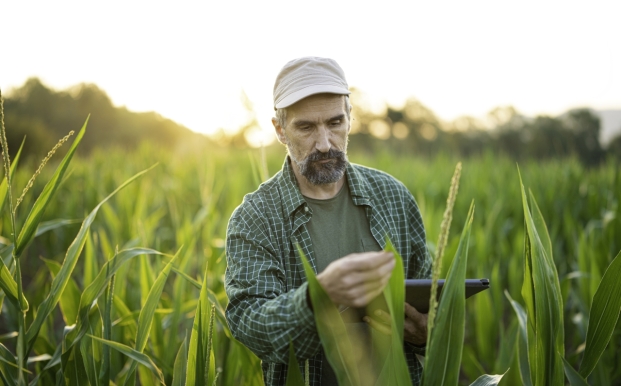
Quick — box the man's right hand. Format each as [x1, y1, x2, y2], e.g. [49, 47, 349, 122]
[316, 251, 395, 308]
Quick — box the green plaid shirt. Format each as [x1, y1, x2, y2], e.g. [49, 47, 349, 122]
[225, 157, 432, 385]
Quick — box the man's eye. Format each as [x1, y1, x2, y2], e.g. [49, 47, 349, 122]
[330, 120, 341, 126]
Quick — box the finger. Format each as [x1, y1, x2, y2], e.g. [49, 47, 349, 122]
[404, 302, 424, 318]
[372, 309, 392, 325]
[346, 251, 394, 272]
[364, 316, 392, 336]
[342, 258, 395, 285]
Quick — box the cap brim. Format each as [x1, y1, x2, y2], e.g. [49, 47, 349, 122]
[275, 85, 350, 109]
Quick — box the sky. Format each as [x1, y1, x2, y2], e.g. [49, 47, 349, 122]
[2, 0, 620, 145]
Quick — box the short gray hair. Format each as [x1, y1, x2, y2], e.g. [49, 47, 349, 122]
[275, 95, 351, 130]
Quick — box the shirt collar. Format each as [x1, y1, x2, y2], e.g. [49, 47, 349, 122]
[277, 156, 373, 218]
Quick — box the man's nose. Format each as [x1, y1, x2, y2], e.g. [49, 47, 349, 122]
[315, 126, 331, 153]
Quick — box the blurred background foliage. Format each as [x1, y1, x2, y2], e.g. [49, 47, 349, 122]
[2, 78, 621, 165]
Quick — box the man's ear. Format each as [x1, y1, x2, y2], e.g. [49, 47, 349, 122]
[272, 117, 287, 145]
[347, 105, 353, 134]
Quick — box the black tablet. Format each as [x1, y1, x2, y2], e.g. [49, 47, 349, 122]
[339, 279, 489, 323]
[405, 278, 490, 313]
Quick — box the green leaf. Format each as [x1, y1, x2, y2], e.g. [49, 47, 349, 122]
[172, 334, 188, 386]
[423, 201, 474, 386]
[383, 239, 413, 386]
[0, 342, 18, 386]
[86, 335, 165, 385]
[185, 260, 212, 386]
[0, 218, 79, 313]
[0, 258, 28, 311]
[80, 310, 102, 386]
[73, 248, 163, 345]
[518, 171, 564, 386]
[298, 245, 361, 386]
[25, 165, 157, 352]
[468, 370, 508, 386]
[61, 342, 88, 386]
[15, 119, 88, 257]
[123, 248, 183, 385]
[579, 249, 621, 378]
[562, 355, 589, 386]
[504, 290, 533, 386]
[0, 137, 24, 218]
[42, 258, 81, 325]
[286, 340, 305, 386]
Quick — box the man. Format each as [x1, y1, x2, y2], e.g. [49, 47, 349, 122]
[225, 57, 432, 385]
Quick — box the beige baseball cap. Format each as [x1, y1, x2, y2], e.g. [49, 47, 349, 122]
[273, 56, 350, 109]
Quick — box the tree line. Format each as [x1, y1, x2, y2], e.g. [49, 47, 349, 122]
[1, 78, 204, 158]
[2, 78, 620, 165]
[346, 89, 620, 166]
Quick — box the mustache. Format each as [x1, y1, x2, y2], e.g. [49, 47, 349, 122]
[305, 148, 345, 162]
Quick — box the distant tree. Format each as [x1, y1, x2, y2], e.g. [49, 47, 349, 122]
[2, 78, 203, 158]
[563, 109, 603, 165]
[606, 133, 621, 160]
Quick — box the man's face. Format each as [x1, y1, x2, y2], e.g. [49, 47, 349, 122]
[274, 94, 351, 185]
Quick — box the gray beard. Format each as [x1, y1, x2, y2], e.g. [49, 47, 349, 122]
[290, 148, 348, 185]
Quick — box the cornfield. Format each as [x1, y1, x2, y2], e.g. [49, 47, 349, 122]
[0, 100, 620, 385]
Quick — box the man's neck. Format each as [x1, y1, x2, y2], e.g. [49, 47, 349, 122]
[290, 160, 345, 200]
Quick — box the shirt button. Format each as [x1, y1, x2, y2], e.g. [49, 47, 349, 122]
[304, 206, 309, 212]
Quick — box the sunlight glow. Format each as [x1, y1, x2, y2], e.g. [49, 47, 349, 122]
[2, 0, 619, 139]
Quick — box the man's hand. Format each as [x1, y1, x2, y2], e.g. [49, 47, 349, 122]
[363, 303, 428, 347]
[404, 303, 427, 346]
[316, 251, 395, 308]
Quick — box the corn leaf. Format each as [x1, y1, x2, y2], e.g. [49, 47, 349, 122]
[25, 165, 156, 351]
[468, 370, 508, 386]
[518, 172, 564, 386]
[298, 245, 361, 386]
[185, 261, 212, 386]
[72, 248, 163, 346]
[123, 248, 182, 385]
[42, 258, 80, 325]
[0, 219, 79, 313]
[0, 137, 24, 217]
[26, 344, 62, 386]
[0, 342, 18, 386]
[14, 118, 88, 257]
[0, 259, 27, 311]
[80, 308, 102, 386]
[61, 340, 88, 386]
[561, 355, 589, 386]
[579, 249, 621, 378]
[86, 335, 165, 385]
[504, 290, 533, 386]
[423, 201, 474, 386]
[286, 340, 305, 386]
[172, 335, 188, 386]
[383, 238, 413, 386]
[98, 274, 114, 386]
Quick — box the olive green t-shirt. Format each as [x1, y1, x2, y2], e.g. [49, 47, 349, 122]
[304, 180, 382, 386]
[304, 181, 381, 274]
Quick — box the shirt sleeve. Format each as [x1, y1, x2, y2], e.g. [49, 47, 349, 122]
[404, 190, 432, 358]
[405, 191, 432, 281]
[224, 200, 322, 364]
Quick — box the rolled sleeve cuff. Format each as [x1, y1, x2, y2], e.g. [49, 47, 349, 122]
[292, 282, 316, 328]
[406, 341, 427, 356]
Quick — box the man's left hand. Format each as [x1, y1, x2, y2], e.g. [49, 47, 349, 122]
[403, 302, 427, 346]
[363, 302, 428, 346]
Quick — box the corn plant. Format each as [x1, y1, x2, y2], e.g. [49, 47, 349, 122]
[504, 171, 621, 386]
